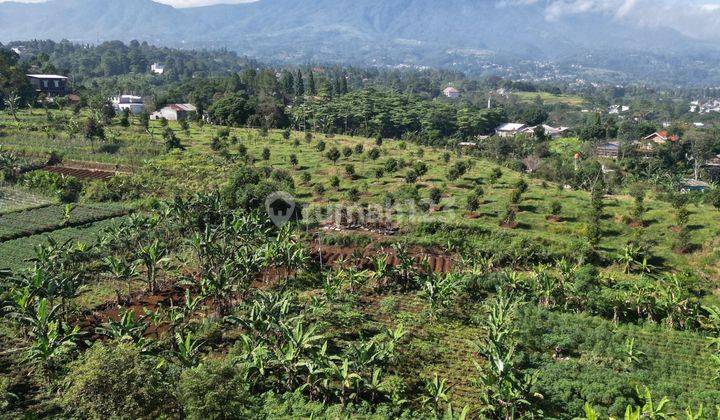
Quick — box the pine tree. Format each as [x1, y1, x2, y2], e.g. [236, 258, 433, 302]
[341, 72, 349, 94]
[295, 69, 305, 97]
[308, 71, 317, 95]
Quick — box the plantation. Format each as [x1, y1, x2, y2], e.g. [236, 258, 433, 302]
[0, 203, 128, 241]
[1, 107, 719, 418]
[1, 36, 720, 418]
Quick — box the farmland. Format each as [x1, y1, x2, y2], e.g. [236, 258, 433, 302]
[1, 38, 720, 418]
[0, 203, 128, 242]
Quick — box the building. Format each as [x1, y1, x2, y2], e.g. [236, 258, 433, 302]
[150, 104, 197, 121]
[443, 87, 460, 98]
[642, 131, 679, 145]
[495, 123, 527, 137]
[608, 105, 630, 114]
[26, 74, 68, 96]
[520, 124, 571, 139]
[595, 141, 620, 159]
[111, 95, 144, 115]
[151, 63, 165, 75]
[681, 179, 710, 193]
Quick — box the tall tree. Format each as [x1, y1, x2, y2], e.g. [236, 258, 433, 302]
[308, 71, 317, 95]
[295, 69, 305, 97]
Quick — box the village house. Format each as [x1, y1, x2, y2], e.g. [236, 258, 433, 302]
[642, 130, 679, 145]
[111, 95, 144, 115]
[150, 63, 165, 75]
[681, 179, 710, 193]
[442, 86, 460, 98]
[519, 124, 571, 139]
[495, 123, 527, 137]
[26, 74, 68, 96]
[150, 103, 197, 121]
[595, 141, 620, 159]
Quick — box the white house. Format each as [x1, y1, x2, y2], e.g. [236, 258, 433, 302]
[150, 103, 197, 121]
[443, 87, 460, 99]
[151, 63, 165, 75]
[520, 124, 571, 138]
[495, 123, 527, 137]
[111, 95, 144, 115]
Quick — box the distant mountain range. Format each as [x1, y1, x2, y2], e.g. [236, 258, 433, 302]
[2, 0, 719, 84]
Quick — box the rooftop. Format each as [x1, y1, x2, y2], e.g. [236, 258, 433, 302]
[26, 74, 68, 79]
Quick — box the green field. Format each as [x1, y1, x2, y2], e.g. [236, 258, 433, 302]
[0, 203, 128, 241]
[514, 91, 587, 107]
[1, 109, 720, 418]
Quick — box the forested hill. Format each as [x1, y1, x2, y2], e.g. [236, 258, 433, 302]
[0, 0, 714, 60]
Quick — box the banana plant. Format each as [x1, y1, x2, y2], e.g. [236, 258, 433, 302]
[137, 239, 169, 293]
[103, 255, 139, 300]
[326, 358, 361, 408]
[174, 331, 205, 368]
[96, 309, 152, 352]
[419, 373, 452, 416]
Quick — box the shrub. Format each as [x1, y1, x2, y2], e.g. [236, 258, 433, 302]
[262, 147, 271, 161]
[177, 360, 260, 419]
[354, 144, 364, 154]
[22, 171, 81, 203]
[550, 200, 562, 217]
[706, 188, 720, 210]
[466, 195, 480, 212]
[326, 147, 340, 163]
[223, 165, 294, 211]
[368, 147, 381, 160]
[59, 342, 175, 419]
[405, 169, 418, 184]
[347, 187, 360, 201]
[429, 188, 442, 205]
[342, 146, 353, 158]
[314, 183, 326, 196]
[316, 140, 326, 152]
[344, 164, 356, 178]
[330, 176, 341, 189]
[83, 175, 146, 202]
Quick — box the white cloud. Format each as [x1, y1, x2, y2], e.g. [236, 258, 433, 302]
[499, 0, 720, 40]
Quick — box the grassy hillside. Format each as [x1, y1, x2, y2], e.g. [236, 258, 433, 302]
[1, 109, 719, 418]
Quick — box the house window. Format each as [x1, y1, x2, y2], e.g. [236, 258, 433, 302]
[54, 80, 59, 88]
[43, 80, 48, 88]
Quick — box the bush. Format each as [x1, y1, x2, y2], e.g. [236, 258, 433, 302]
[22, 171, 81, 203]
[83, 174, 146, 202]
[177, 360, 260, 419]
[59, 342, 175, 419]
[223, 165, 294, 211]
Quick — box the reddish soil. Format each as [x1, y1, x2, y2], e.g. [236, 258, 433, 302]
[500, 221, 518, 229]
[43, 166, 117, 180]
[546, 215, 562, 222]
[312, 244, 454, 274]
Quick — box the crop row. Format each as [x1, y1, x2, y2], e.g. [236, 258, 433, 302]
[0, 216, 128, 271]
[0, 204, 128, 242]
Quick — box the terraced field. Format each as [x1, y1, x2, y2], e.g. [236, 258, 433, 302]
[0, 216, 128, 271]
[0, 186, 52, 214]
[0, 203, 128, 242]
